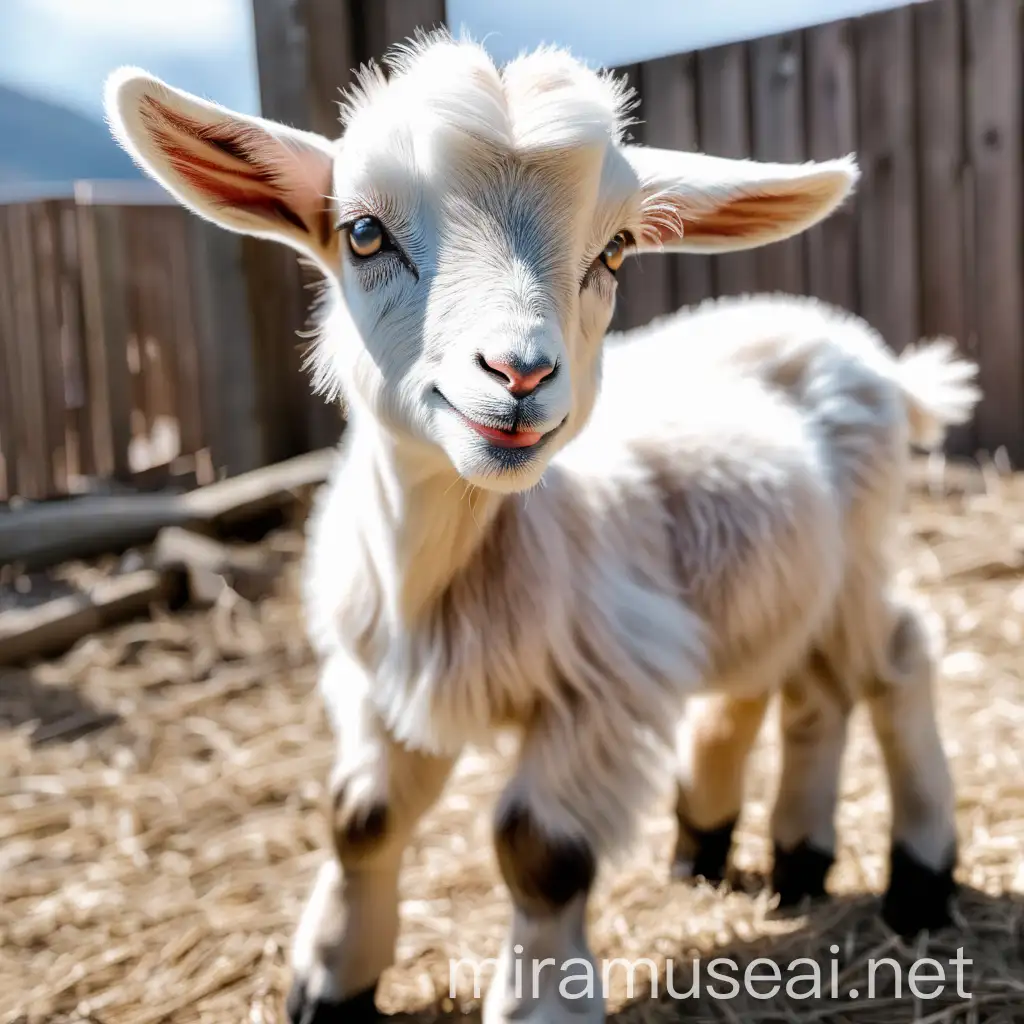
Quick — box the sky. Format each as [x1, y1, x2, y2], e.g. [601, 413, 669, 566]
[0, 0, 929, 123]
[0, 0, 260, 118]
[448, 0, 923, 67]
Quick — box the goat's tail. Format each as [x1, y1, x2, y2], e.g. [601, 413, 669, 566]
[892, 337, 981, 449]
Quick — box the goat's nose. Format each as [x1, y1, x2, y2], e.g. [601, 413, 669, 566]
[477, 353, 556, 397]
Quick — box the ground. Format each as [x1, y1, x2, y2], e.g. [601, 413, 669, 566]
[2, 460, 1023, 1024]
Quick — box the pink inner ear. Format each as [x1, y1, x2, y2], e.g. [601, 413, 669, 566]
[645, 190, 828, 247]
[141, 95, 329, 242]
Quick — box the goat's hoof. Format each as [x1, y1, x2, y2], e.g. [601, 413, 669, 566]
[881, 842, 957, 938]
[286, 980, 379, 1024]
[772, 840, 834, 908]
[672, 818, 737, 886]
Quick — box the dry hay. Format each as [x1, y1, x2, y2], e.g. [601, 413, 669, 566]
[2, 462, 1023, 1024]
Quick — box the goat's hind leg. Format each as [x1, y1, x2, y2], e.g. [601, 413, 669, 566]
[865, 601, 957, 937]
[288, 673, 456, 1023]
[671, 692, 770, 885]
[769, 651, 853, 908]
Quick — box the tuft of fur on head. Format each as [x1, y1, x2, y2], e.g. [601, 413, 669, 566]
[337, 26, 635, 157]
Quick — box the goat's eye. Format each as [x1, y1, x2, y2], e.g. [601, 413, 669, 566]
[348, 216, 385, 258]
[599, 232, 629, 274]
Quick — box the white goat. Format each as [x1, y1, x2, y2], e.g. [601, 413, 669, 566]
[104, 31, 978, 1024]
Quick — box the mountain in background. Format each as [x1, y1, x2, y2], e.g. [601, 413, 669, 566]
[0, 82, 141, 185]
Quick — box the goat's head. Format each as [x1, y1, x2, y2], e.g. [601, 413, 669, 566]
[105, 31, 857, 493]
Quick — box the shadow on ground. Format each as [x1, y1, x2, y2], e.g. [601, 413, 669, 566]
[0, 667, 121, 745]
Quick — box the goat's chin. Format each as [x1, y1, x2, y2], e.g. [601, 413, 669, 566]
[445, 441, 551, 494]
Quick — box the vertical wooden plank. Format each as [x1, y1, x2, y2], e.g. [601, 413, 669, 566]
[120, 205, 154, 447]
[239, 237, 312, 463]
[698, 42, 758, 298]
[58, 201, 94, 480]
[610, 63, 674, 331]
[804, 19, 858, 312]
[144, 209, 179, 426]
[187, 217, 266, 478]
[640, 51, 714, 311]
[134, 205, 184, 471]
[300, 0, 358, 449]
[750, 33, 806, 296]
[77, 202, 133, 481]
[380, 0, 445, 48]
[357, 0, 446, 64]
[163, 207, 205, 456]
[355, 0, 391, 63]
[624, 57, 682, 325]
[6, 203, 51, 498]
[302, 0, 358, 141]
[249, 0, 314, 463]
[856, 6, 918, 354]
[0, 216, 9, 499]
[965, 0, 1023, 462]
[915, 0, 973, 456]
[0, 207, 21, 499]
[607, 64, 655, 331]
[30, 201, 69, 494]
[250, 0, 341, 462]
[355, 0, 447, 76]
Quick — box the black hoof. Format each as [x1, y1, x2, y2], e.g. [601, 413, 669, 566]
[286, 980, 379, 1024]
[674, 818, 737, 885]
[881, 842, 957, 938]
[772, 840, 834, 907]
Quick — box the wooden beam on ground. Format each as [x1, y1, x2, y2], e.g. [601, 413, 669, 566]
[0, 494, 194, 571]
[0, 570, 171, 666]
[152, 526, 282, 606]
[0, 447, 337, 570]
[177, 446, 335, 525]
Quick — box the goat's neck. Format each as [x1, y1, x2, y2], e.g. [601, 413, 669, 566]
[343, 414, 506, 621]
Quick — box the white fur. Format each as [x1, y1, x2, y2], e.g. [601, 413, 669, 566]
[104, 30, 977, 1024]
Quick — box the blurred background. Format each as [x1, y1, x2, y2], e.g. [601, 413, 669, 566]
[0, 0, 1015, 500]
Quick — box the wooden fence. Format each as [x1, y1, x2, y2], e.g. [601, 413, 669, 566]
[0, 184, 341, 503]
[1, 0, 1021, 503]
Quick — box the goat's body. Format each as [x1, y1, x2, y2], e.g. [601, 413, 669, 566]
[104, 35, 975, 1021]
[306, 293, 971, 853]
[293, 293, 971, 1019]
[307, 292, 960, 714]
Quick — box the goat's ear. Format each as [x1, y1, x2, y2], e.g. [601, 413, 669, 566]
[622, 146, 858, 254]
[104, 67, 337, 267]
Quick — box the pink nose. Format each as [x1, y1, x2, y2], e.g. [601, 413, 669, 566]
[477, 354, 556, 397]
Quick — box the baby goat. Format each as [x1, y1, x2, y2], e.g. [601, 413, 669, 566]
[105, 31, 977, 1024]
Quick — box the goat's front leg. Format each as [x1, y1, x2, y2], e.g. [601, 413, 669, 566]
[769, 652, 853, 908]
[486, 701, 658, 1024]
[287, 675, 456, 1024]
[671, 691, 770, 884]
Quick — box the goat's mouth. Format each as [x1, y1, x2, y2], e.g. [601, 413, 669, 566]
[433, 388, 565, 451]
